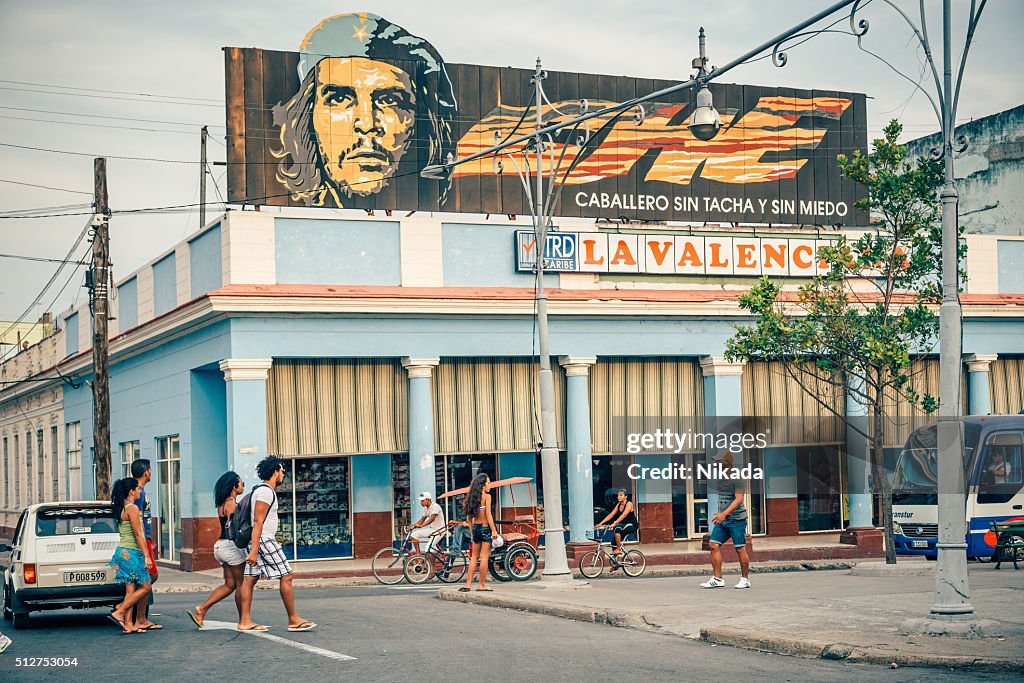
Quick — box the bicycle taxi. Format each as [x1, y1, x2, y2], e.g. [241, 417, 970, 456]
[438, 476, 540, 582]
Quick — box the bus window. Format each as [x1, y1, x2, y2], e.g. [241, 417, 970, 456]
[978, 432, 1023, 505]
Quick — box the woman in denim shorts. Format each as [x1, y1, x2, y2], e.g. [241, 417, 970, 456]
[189, 471, 247, 628]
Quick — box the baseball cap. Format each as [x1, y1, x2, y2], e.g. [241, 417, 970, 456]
[417, 492, 433, 501]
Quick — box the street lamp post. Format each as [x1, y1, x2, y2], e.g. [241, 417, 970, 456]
[423, 0, 1000, 591]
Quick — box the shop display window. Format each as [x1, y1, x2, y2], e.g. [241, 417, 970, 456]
[392, 455, 410, 539]
[276, 457, 352, 559]
[435, 454, 497, 525]
[797, 446, 843, 531]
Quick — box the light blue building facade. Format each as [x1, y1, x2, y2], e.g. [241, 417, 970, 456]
[50, 210, 1024, 570]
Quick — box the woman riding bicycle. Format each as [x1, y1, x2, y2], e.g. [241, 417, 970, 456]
[596, 488, 638, 556]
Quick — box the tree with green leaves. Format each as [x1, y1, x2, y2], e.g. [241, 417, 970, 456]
[726, 120, 964, 564]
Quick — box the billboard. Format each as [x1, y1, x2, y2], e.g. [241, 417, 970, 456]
[225, 12, 868, 225]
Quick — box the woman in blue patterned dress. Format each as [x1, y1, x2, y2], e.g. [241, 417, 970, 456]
[108, 477, 155, 633]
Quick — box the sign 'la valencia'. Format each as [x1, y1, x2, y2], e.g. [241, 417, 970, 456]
[516, 230, 842, 277]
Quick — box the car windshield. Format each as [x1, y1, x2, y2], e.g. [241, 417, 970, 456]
[35, 506, 116, 536]
[893, 423, 982, 491]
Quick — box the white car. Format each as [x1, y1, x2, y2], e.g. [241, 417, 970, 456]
[2, 501, 125, 629]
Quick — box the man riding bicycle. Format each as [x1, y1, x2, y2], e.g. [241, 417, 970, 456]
[596, 488, 639, 558]
[409, 492, 445, 553]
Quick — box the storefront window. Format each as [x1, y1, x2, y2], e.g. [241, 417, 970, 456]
[798, 446, 843, 531]
[392, 455, 411, 539]
[435, 454, 497, 524]
[591, 455, 636, 534]
[277, 457, 352, 560]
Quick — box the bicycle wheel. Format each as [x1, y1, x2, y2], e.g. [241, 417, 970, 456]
[621, 549, 647, 577]
[488, 555, 511, 582]
[403, 555, 434, 584]
[504, 544, 538, 581]
[436, 551, 468, 584]
[579, 550, 604, 578]
[371, 547, 406, 585]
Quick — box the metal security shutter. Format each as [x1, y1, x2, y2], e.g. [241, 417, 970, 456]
[742, 361, 844, 446]
[433, 358, 565, 454]
[990, 356, 1024, 415]
[590, 357, 703, 454]
[267, 358, 407, 456]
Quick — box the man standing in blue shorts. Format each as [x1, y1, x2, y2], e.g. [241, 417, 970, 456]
[700, 451, 751, 589]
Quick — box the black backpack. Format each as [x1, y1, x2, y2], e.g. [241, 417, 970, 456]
[229, 484, 276, 549]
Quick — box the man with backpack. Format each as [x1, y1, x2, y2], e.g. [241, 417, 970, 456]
[236, 456, 317, 632]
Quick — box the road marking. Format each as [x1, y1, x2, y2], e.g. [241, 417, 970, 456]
[202, 620, 356, 661]
[387, 585, 441, 591]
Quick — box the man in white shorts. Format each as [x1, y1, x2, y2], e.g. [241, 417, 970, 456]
[236, 457, 316, 633]
[409, 492, 445, 553]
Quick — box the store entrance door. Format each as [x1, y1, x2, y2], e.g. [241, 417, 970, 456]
[672, 452, 709, 540]
[155, 435, 181, 562]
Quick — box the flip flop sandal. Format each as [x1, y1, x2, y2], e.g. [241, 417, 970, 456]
[477, 588, 494, 592]
[143, 623, 163, 630]
[236, 624, 269, 632]
[458, 587, 471, 592]
[187, 611, 204, 629]
[287, 621, 316, 632]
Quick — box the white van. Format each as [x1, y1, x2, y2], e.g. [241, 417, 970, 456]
[2, 502, 125, 629]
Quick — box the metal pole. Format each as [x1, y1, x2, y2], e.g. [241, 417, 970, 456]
[199, 126, 208, 228]
[932, 0, 973, 617]
[533, 58, 571, 579]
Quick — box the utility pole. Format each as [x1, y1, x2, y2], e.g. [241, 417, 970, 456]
[91, 157, 112, 500]
[199, 125, 208, 227]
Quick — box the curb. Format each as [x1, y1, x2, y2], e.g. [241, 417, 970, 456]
[700, 627, 1024, 674]
[436, 588, 653, 631]
[436, 590, 1024, 673]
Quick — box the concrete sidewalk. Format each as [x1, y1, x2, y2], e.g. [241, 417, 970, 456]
[437, 566, 1024, 673]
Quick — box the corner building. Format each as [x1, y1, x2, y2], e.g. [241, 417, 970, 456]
[51, 210, 1024, 571]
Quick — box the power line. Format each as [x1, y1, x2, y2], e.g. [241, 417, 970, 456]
[0, 203, 92, 216]
[0, 245, 91, 365]
[0, 253, 91, 265]
[0, 178, 92, 195]
[0, 79, 222, 103]
[0, 85, 223, 108]
[0, 218, 93, 344]
[0, 114, 207, 136]
[0, 106, 224, 129]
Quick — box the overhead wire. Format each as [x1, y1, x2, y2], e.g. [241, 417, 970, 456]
[0, 178, 92, 195]
[0, 219, 93, 360]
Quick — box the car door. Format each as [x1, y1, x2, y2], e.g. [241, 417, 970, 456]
[7, 510, 27, 586]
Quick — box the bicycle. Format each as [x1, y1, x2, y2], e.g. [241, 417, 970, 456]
[372, 527, 418, 585]
[578, 527, 647, 578]
[403, 526, 469, 584]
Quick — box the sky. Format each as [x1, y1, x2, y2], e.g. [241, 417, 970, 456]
[0, 0, 1021, 329]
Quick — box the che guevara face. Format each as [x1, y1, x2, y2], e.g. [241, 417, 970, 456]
[311, 56, 416, 197]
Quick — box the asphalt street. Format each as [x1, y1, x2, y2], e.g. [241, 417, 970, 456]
[0, 585, 1015, 682]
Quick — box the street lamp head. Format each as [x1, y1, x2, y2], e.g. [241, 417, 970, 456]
[419, 163, 451, 180]
[688, 83, 721, 141]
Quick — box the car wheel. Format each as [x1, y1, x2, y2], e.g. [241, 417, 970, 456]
[12, 610, 30, 630]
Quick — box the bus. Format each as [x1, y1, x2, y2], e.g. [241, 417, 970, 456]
[891, 415, 1024, 560]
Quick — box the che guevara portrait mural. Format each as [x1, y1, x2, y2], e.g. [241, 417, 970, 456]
[225, 11, 868, 225]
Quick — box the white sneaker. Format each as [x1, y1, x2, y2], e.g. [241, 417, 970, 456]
[0, 633, 12, 654]
[734, 577, 751, 589]
[699, 576, 725, 588]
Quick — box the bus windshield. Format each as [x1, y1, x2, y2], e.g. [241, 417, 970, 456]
[892, 423, 982, 493]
